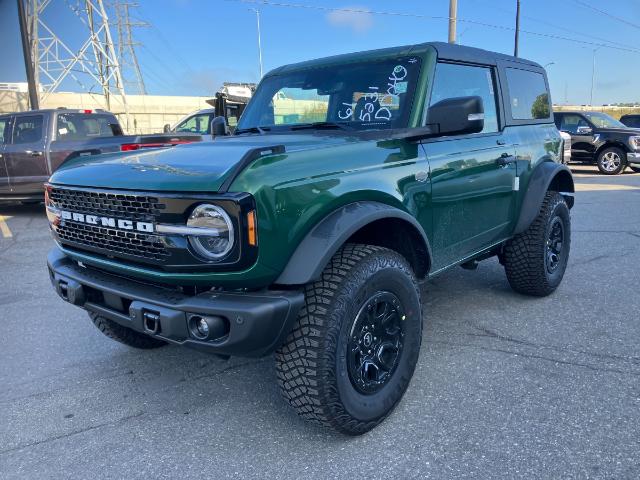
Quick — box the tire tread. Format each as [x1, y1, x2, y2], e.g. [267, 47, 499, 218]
[503, 191, 570, 296]
[275, 244, 419, 435]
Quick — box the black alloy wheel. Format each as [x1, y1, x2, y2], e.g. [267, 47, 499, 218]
[347, 291, 405, 395]
[545, 217, 565, 275]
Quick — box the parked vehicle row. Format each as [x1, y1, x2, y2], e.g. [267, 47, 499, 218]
[0, 109, 202, 202]
[554, 110, 640, 175]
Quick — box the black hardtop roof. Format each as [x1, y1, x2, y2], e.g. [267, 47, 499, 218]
[267, 41, 542, 76]
[429, 42, 541, 68]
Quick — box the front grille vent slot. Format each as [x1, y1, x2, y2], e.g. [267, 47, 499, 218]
[50, 187, 171, 262]
[49, 188, 165, 222]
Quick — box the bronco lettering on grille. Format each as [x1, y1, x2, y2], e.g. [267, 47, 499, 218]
[60, 210, 154, 233]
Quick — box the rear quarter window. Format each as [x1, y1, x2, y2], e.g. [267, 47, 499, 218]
[505, 68, 551, 121]
[622, 116, 640, 128]
[56, 113, 120, 140]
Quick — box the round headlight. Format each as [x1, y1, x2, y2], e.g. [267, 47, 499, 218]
[187, 204, 234, 260]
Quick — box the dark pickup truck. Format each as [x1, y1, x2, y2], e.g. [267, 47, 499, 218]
[0, 109, 202, 201]
[554, 110, 640, 174]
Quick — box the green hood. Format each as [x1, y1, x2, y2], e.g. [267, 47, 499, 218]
[49, 134, 358, 192]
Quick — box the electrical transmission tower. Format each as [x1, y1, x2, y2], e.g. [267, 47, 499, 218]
[114, 1, 147, 95]
[23, 0, 131, 129]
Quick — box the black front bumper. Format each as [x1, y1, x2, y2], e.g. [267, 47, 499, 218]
[47, 248, 304, 357]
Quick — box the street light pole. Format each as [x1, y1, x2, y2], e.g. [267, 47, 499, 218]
[514, 0, 521, 57]
[590, 48, 598, 106]
[448, 0, 457, 44]
[249, 8, 264, 79]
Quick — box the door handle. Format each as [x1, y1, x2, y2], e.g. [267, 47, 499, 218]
[25, 150, 43, 157]
[496, 153, 516, 167]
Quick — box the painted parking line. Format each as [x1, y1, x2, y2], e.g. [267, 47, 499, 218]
[575, 183, 640, 192]
[0, 215, 13, 238]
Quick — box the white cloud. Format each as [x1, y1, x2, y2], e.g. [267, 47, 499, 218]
[326, 6, 374, 33]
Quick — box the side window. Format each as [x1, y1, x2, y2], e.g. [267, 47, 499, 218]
[559, 114, 589, 134]
[225, 108, 239, 128]
[505, 68, 551, 120]
[429, 63, 499, 134]
[13, 115, 44, 144]
[553, 115, 562, 129]
[56, 114, 117, 140]
[176, 114, 211, 134]
[0, 118, 8, 144]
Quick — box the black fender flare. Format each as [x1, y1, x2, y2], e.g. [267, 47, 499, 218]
[514, 161, 575, 235]
[275, 201, 432, 285]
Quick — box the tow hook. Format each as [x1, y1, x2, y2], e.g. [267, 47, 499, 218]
[56, 278, 85, 305]
[142, 311, 161, 334]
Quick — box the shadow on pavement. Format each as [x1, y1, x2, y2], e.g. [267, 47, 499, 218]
[0, 202, 45, 216]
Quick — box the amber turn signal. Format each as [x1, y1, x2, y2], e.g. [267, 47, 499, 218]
[247, 210, 257, 246]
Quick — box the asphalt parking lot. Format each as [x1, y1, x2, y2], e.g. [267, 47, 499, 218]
[1, 165, 639, 479]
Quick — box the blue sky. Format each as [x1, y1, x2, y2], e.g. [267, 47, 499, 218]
[1, 0, 639, 104]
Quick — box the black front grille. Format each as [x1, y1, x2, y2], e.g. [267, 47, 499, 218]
[47, 186, 256, 272]
[49, 188, 165, 222]
[50, 187, 171, 262]
[56, 221, 170, 261]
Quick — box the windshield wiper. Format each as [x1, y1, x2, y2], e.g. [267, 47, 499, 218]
[235, 126, 270, 135]
[290, 121, 354, 131]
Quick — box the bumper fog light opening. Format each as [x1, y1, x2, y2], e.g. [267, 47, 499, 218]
[188, 314, 230, 341]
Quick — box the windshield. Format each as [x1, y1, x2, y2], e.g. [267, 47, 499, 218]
[237, 56, 422, 133]
[583, 112, 626, 129]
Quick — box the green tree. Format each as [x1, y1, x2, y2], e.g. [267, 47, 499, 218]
[531, 93, 550, 119]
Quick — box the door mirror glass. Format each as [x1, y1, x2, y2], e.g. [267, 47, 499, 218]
[576, 126, 592, 135]
[428, 96, 484, 136]
[210, 116, 229, 137]
[163, 123, 171, 133]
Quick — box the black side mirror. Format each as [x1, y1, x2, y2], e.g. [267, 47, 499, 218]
[210, 116, 229, 137]
[163, 123, 171, 133]
[428, 96, 484, 136]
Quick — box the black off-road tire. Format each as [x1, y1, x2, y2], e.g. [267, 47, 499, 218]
[89, 312, 167, 349]
[275, 244, 422, 435]
[596, 146, 626, 175]
[503, 191, 571, 297]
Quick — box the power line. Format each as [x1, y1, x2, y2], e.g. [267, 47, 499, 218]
[226, 0, 640, 54]
[470, 0, 640, 53]
[132, 5, 197, 76]
[567, 0, 640, 30]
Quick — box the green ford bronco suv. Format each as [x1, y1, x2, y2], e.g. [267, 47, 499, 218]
[46, 42, 574, 434]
